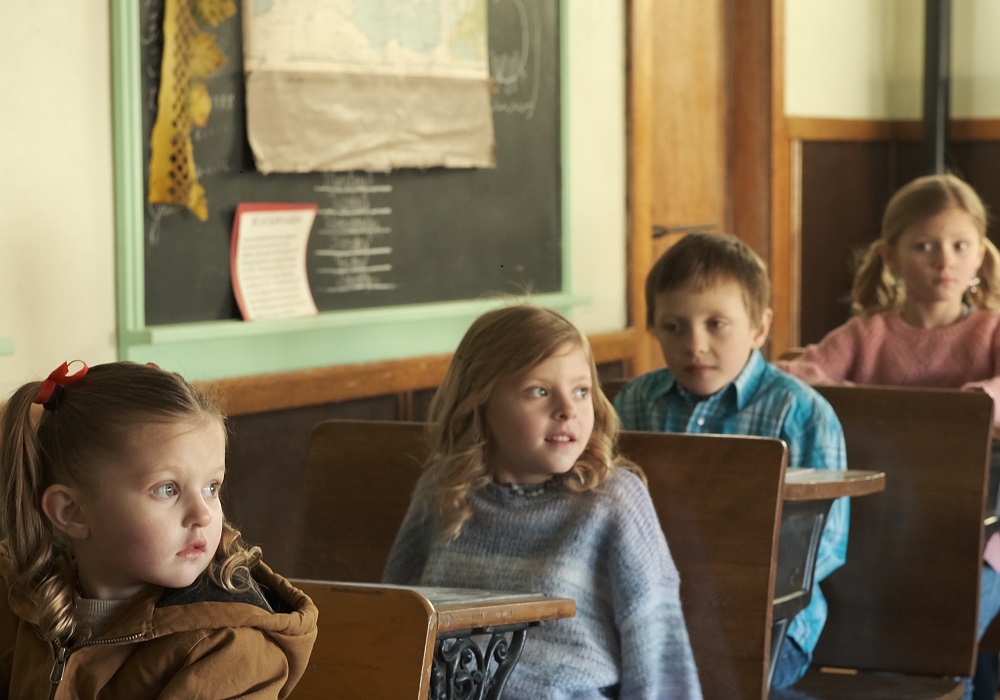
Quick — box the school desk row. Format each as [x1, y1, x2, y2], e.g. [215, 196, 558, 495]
[283, 384, 994, 700]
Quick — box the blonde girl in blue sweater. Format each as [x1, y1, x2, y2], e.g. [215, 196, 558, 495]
[384, 305, 702, 700]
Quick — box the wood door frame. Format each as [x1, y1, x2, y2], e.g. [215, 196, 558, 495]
[626, 0, 791, 365]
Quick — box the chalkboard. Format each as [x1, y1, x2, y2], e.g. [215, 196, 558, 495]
[138, 1, 562, 325]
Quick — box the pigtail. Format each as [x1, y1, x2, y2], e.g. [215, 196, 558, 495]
[0, 385, 78, 643]
[851, 240, 900, 316]
[969, 238, 1000, 310]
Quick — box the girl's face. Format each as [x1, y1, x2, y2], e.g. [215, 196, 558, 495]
[885, 207, 985, 314]
[68, 418, 226, 599]
[484, 343, 596, 485]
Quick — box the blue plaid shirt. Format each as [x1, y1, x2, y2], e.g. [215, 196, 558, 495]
[613, 349, 849, 656]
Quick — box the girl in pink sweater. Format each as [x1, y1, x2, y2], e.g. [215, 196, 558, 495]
[778, 173, 1000, 700]
[779, 173, 1000, 407]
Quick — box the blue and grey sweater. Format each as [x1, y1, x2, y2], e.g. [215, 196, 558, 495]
[383, 469, 703, 700]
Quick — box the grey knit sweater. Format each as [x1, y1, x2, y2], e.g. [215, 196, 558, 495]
[383, 469, 703, 700]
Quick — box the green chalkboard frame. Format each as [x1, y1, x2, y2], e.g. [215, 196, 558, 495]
[110, 0, 584, 381]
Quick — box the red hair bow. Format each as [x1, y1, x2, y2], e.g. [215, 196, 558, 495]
[34, 360, 89, 411]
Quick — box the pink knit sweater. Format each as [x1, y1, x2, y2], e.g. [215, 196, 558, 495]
[776, 310, 1000, 425]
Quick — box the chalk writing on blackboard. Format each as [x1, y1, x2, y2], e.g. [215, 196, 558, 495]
[490, 0, 542, 119]
[313, 173, 397, 294]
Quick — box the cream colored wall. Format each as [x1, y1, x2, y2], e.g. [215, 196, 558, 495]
[952, 1, 1000, 118]
[565, 1, 627, 334]
[0, 5, 117, 397]
[0, 2, 628, 396]
[785, 0, 896, 118]
[786, 0, 1000, 119]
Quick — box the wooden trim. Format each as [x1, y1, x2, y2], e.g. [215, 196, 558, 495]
[728, 0, 782, 352]
[952, 119, 1000, 141]
[198, 330, 638, 416]
[787, 139, 803, 349]
[786, 117, 1000, 143]
[786, 117, 907, 142]
[590, 328, 642, 370]
[197, 354, 453, 417]
[625, 0, 659, 375]
[769, 0, 792, 354]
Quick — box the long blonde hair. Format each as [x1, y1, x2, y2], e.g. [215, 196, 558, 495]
[422, 305, 636, 540]
[852, 172, 1000, 315]
[0, 361, 261, 643]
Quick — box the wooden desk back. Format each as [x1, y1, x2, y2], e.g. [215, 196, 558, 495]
[810, 385, 993, 678]
[618, 430, 787, 700]
[296, 419, 787, 700]
[293, 420, 426, 582]
[287, 580, 435, 700]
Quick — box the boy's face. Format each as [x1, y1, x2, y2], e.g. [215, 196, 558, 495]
[651, 277, 772, 398]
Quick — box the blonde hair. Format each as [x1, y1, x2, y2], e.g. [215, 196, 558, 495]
[422, 305, 637, 540]
[644, 232, 771, 327]
[852, 172, 1000, 315]
[0, 361, 261, 644]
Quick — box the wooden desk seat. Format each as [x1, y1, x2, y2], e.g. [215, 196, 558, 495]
[288, 580, 574, 699]
[772, 385, 994, 700]
[295, 419, 789, 699]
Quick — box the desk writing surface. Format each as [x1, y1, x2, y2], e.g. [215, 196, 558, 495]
[313, 581, 575, 633]
[783, 468, 886, 501]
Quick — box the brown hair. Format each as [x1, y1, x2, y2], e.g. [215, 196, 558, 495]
[644, 232, 771, 327]
[421, 305, 638, 540]
[852, 172, 1000, 314]
[0, 361, 260, 643]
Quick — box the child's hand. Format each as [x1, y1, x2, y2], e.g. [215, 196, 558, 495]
[960, 382, 993, 397]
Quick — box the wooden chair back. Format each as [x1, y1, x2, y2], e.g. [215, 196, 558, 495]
[293, 420, 426, 582]
[619, 430, 787, 700]
[296, 419, 787, 699]
[809, 385, 993, 677]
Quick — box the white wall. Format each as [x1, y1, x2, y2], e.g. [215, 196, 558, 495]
[786, 0, 1000, 120]
[785, 0, 897, 118]
[0, 2, 629, 397]
[952, 1, 1000, 117]
[564, 1, 628, 335]
[0, 5, 117, 397]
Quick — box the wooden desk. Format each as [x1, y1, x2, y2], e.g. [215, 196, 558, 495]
[771, 469, 886, 686]
[783, 468, 886, 501]
[291, 580, 576, 700]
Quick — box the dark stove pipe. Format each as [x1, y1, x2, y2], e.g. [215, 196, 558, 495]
[922, 0, 951, 175]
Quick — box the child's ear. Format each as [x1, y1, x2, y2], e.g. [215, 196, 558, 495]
[752, 308, 773, 349]
[41, 484, 90, 541]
